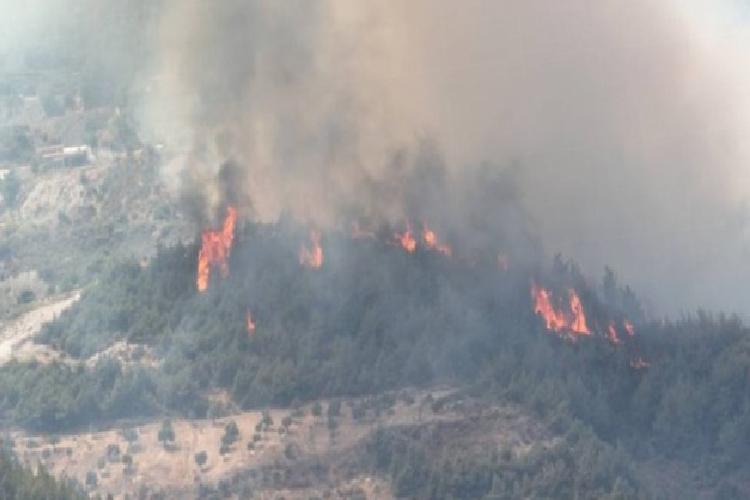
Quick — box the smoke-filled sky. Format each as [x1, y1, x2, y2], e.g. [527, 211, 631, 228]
[3, 0, 750, 317]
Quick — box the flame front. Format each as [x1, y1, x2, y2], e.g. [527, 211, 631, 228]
[422, 224, 452, 256]
[395, 224, 417, 253]
[196, 206, 238, 292]
[531, 283, 568, 332]
[497, 253, 510, 271]
[299, 230, 324, 269]
[531, 283, 591, 336]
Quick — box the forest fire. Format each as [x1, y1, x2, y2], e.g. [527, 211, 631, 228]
[299, 230, 324, 269]
[568, 291, 589, 334]
[624, 319, 635, 336]
[607, 322, 621, 344]
[395, 224, 417, 253]
[422, 224, 452, 256]
[531, 284, 567, 331]
[246, 310, 256, 335]
[531, 283, 591, 336]
[196, 206, 238, 292]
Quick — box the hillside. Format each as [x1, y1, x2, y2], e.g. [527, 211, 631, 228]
[0, 214, 744, 498]
[3, 2, 750, 498]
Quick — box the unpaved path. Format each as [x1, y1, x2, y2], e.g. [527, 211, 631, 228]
[0, 291, 80, 365]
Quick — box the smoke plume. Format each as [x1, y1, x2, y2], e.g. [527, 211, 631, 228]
[9, 0, 749, 315]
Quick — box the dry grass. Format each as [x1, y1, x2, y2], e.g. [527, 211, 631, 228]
[12, 388, 552, 498]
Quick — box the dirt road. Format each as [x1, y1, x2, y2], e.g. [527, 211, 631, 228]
[0, 291, 80, 365]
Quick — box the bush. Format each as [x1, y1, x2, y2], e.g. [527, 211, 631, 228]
[221, 421, 240, 447]
[158, 420, 175, 448]
[85, 470, 97, 487]
[120, 427, 138, 443]
[281, 415, 293, 429]
[106, 444, 120, 462]
[16, 290, 36, 305]
[327, 400, 341, 418]
[312, 402, 323, 417]
[194, 450, 207, 467]
[261, 411, 273, 428]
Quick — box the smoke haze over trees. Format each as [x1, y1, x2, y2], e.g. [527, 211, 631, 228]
[4, 1, 750, 498]
[3, 0, 750, 315]
[143, 0, 750, 317]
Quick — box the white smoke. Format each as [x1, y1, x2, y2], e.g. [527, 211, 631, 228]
[8, 0, 750, 316]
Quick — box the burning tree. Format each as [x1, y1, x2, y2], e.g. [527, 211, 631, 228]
[196, 206, 238, 291]
[299, 230, 324, 269]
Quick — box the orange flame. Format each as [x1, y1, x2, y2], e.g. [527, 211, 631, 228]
[568, 289, 590, 335]
[607, 322, 621, 344]
[422, 224, 452, 256]
[395, 224, 417, 253]
[624, 319, 635, 337]
[531, 284, 591, 336]
[246, 310, 256, 336]
[531, 283, 568, 331]
[299, 230, 324, 269]
[196, 206, 238, 292]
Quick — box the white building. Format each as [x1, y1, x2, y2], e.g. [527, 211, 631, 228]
[37, 144, 95, 168]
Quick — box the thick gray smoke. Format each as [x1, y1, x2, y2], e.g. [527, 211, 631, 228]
[399, 1, 750, 317]
[142, 1, 423, 227]
[6, 0, 750, 316]
[141, 0, 750, 316]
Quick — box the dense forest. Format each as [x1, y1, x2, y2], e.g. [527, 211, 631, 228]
[0, 446, 84, 499]
[3, 1, 749, 497]
[0, 220, 736, 497]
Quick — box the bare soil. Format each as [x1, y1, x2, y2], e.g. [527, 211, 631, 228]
[12, 389, 553, 499]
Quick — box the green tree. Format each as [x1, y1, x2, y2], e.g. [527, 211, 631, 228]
[312, 402, 323, 417]
[221, 420, 240, 447]
[158, 419, 175, 449]
[194, 450, 207, 468]
[1, 170, 20, 208]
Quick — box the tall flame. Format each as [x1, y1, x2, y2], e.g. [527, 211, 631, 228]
[568, 290, 590, 335]
[422, 224, 452, 256]
[531, 283, 591, 336]
[196, 206, 238, 292]
[299, 230, 324, 268]
[246, 310, 256, 335]
[531, 283, 568, 331]
[395, 224, 417, 253]
[624, 319, 635, 336]
[607, 322, 621, 344]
